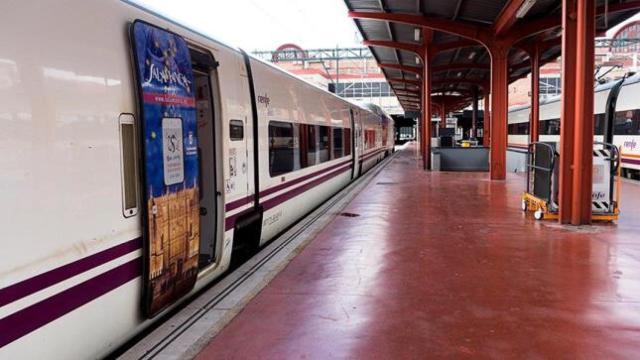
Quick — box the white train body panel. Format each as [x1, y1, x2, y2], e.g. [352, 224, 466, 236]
[507, 74, 640, 173]
[0, 1, 394, 359]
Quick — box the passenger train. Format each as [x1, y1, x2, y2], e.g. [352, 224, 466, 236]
[507, 73, 640, 178]
[0, 1, 395, 358]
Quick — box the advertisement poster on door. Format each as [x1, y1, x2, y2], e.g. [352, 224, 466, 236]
[131, 21, 200, 317]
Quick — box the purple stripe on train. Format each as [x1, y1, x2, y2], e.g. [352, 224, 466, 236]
[0, 258, 142, 348]
[0, 238, 142, 308]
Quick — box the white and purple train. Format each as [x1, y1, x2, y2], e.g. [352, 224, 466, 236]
[507, 73, 640, 177]
[0, 1, 394, 358]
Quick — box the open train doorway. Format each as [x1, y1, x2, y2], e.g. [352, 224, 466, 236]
[193, 63, 218, 269]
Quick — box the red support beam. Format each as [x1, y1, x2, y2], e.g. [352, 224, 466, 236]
[440, 103, 447, 128]
[504, 1, 640, 45]
[348, 11, 491, 45]
[378, 63, 422, 74]
[571, 0, 596, 224]
[363, 40, 424, 56]
[484, 93, 491, 147]
[489, 45, 509, 180]
[530, 43, 540, 144]
[558, 0, 578, 224]
[387, 77, 421, 87]
[472, 86, 479, 137]
[422, 41, 432, 170]
[493, 0, 526, 36]
[432, 79, 487, 88]
[432, 63, 489, 73]
[432, 39, 479, 54]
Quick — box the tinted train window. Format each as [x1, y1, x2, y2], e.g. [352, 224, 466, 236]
[269, 121, 295, 176]
[230, 120, 244, 140]
[344, 128, 351, 156]
[614, 109, 640, 135]
[540, 119, 560, 135]
[118, 114, 138, 218]
[319, 126, 330, 163]
[333, 128, 343, 159]
[594, 114, 605, 135]
[508, 123, 529, 135]
[306, 125, 317, 166]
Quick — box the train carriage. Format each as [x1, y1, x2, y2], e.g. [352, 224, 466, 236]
[507, 73, 640, 178]
[0, 1, 394, 358]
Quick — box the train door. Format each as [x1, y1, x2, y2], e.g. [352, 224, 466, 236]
[192, 53, 220, 270]
[130, 21, 217, 317]
[349, 109, 358, 179]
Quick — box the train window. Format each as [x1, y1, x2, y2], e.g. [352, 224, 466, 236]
[229, 120, 244, 140]
[319, 126, 330, 163]
[344, 128, 351, 156]
[269, 121, 295, 176]
[540, 119, 560, 135]
[594, 114, 605, 135]
[332, 128, 343, 159]
[306, 125, 317, 166]
[614, 110, 640, 135]
[118, 114, 138, 217]
[508, 123, 529, 135]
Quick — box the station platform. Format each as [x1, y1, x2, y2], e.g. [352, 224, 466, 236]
[193, 142, 640, 359]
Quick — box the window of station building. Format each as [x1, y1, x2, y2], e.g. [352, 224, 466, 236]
[268, 121, 295, 176]
[540, 77, 561, 99]
[614, 109, 640, 135]
[335, 81, 394, 98]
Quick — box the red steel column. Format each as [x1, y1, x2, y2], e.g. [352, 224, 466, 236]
[484, 93, 491, 147]
[489, 46, 509, 180]
[472, 86, 479, 138]
[558, 0, 577, 223]
[422, 45, 432, 170]
[571, 0, 596, 224]
[530, 43, 540, 144]
[559, 0, 595, 224]
[440, 103, 446, 128]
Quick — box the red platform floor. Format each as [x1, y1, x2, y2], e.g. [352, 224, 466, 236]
[198, 143, 640, 359]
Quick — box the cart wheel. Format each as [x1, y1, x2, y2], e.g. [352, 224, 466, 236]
[521, 199, 528, 212]
[534, 209, 544, 220]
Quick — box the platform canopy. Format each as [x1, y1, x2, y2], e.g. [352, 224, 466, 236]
[345, 0, 640, 113]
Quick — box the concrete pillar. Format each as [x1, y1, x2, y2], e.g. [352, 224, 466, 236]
[559, 0, 596, 224]
[489, 46, 509, 180]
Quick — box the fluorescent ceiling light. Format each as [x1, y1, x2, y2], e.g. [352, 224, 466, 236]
[468, 51, 476, 60]
[415, 56, 420, 64]
[414, 28, 421, 42]
[516, 0, 537, 19]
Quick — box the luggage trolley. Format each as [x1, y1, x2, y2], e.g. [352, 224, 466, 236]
[521, 141, 621, 221]
[521, 142, 559, 220]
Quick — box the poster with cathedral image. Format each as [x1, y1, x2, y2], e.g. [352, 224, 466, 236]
[131, 21, 201, 317]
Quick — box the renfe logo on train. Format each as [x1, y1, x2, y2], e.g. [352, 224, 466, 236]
[132, 21, 201, 317]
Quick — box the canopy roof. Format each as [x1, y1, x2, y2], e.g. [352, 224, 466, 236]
[344, 0, 640, 112]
